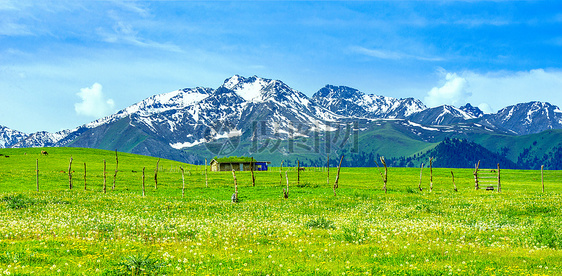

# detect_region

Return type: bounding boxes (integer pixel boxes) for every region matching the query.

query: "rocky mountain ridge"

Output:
[1,75,562,165]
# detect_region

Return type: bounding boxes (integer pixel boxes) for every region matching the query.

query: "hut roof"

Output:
[213,156,255,163]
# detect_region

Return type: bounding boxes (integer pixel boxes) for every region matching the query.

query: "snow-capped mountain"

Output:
[459,103,484,118]
[25,75,345,160]
[478,101,562,135]
[410,101,562,135]
[113,87,213,120]
[12,130,74,148]
[2,75,562,164]
[407,104,483,126]
[0,125,27,148]
[311,85,426,119]
[9,87,215,149]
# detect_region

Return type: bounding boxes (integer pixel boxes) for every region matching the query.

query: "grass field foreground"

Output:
[0,147,561,275]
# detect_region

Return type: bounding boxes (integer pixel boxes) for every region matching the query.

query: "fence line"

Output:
[20,156,562,196]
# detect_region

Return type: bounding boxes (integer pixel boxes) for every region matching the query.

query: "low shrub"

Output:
[1,194,33,209]
[107,254,164,276]
[305,217,336,230]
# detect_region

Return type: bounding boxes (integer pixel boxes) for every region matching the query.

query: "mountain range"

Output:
[2,75,562,169]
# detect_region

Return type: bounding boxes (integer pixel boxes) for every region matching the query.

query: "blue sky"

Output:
[2,0,562,133]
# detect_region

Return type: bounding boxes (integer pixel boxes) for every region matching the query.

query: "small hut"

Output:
[210,157,270,172]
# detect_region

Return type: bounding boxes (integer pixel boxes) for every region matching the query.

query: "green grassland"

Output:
[0,147,561,275]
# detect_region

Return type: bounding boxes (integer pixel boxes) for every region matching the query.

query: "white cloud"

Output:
[463,69,562,112]
[0,22,32,36]
[351,46,443,62]
[113,0,150,17]
[0,0,22,11]
[425,69,562,112]
[97,20,183,53]
[75,83,115,118]
[477,103,493,114]
[351,46,403,60]
[425,72,470,107]
[452,18,512,27]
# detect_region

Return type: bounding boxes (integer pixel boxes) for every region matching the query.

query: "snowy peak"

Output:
[500,101,558,124]
[221,75,311,107]
[204,86,246,108]
[0,125,27,148]
[481,101,562,135]
[407,105,476,126]
[459,103,484,118]
[314,85,364,100]
[261,80,312,108]
[311,85,425,119]
[0,125,76,149]
[121,87,212,117]
[223,75,271,102]
[312,85,366,118]
[382,97,426,118]
[82,87,213,131]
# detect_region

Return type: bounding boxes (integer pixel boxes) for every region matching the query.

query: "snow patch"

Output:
[215,129,242,139]
[170,139,206,149]
[223,75,242,90]
[232,78,269,102]
[408,121,439,131]
[503,107,515,122]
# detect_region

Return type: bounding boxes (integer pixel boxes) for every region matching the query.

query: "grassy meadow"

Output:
[0,147,561,275]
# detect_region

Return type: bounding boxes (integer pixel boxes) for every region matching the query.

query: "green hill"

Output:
[410,137,517,169]
[0,147,195,193]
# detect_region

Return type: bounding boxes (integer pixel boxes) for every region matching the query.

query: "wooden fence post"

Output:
[36,159,39,192]
[154,158,160,190]
[84,163,87,191]
[541,164,544,193]
[451,171,457,192]
[251,157,255,187]
[180,166,185,198]
[333,155,344,196]
[142,167,146,197]
[474,160,480,190]
[283,171,289,199]
[113,150,118,190]
[103,159,107,194]
[418,163,424,191]
[205,158,208,188]
[232,170,238,203]
[429,157,433,193]
[68,157,73,190]
[380,157,388,194]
